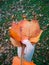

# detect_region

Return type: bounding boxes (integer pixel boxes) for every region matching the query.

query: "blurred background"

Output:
[0,0,49,65]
